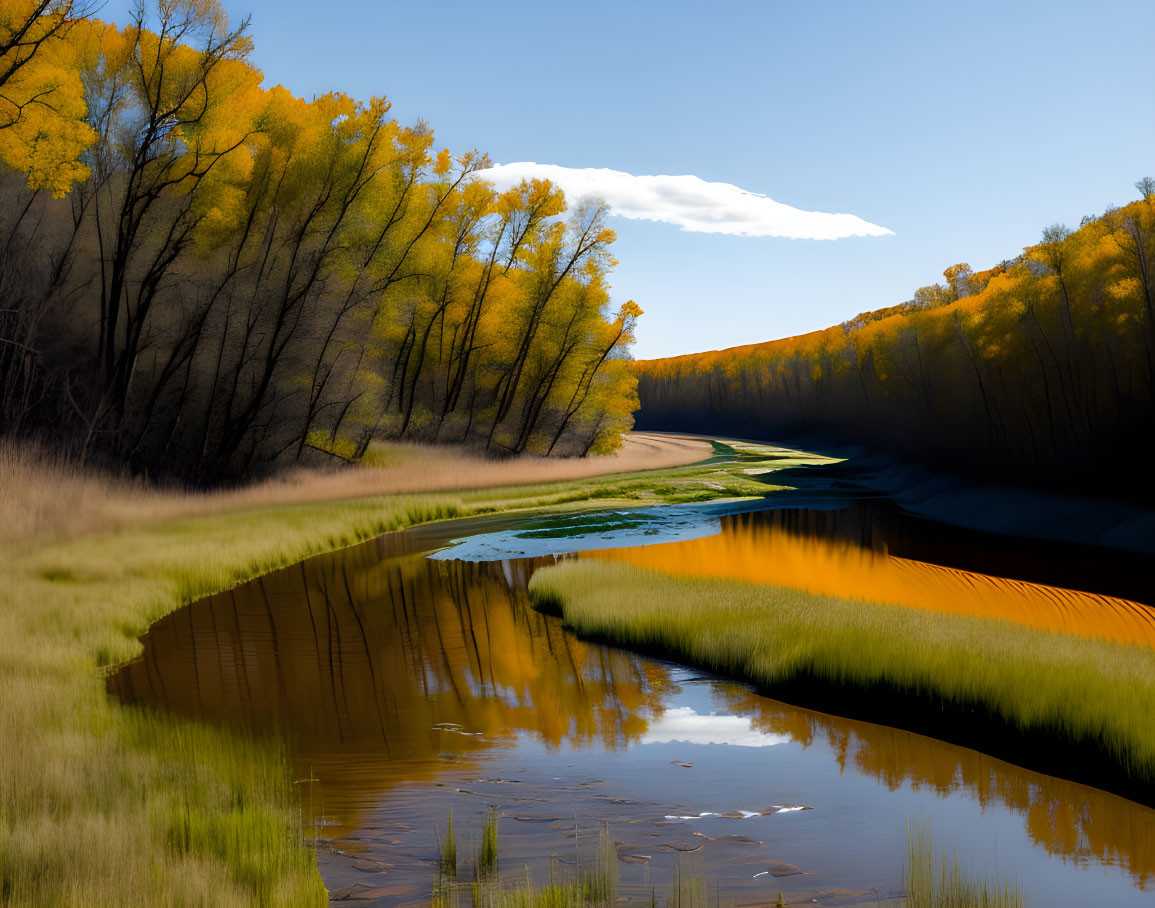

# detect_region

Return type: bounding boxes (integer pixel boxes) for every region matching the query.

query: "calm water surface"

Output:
[111,497,1155,906]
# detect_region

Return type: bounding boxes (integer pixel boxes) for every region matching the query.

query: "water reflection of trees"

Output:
[715,685,1155,889]
[110,534,669,832]
[110,524,1155,887]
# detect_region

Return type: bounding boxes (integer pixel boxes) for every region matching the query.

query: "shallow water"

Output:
[110,498,1155,906]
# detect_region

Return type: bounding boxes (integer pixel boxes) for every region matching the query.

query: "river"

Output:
[109,475,1155,906]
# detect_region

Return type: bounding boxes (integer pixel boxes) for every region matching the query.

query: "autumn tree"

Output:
[633,194,1155,498]
[0,0,96,195]
[0,0,642,478]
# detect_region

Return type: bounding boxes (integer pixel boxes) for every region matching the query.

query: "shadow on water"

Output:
[109,500,1155,906]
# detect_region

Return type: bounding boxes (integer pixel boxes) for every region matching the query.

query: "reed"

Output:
[904,821,1024,907]
[434,812,1023,908]
[667,855,707,908]
[479,808,500,880]
[528,560,1155,786]
[434,819,628,908]
[441,807,458,880]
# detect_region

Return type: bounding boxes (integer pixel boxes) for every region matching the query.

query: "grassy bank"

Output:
[0,494,468,905]
[528,561,1155,794]
[3,436,831,904]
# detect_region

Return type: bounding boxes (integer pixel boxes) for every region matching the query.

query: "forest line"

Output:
[0,0,640,483]
[634,189,1155,497]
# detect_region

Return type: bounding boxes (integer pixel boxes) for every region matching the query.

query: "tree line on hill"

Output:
[634,185,1155,498]
[0,0,640,483]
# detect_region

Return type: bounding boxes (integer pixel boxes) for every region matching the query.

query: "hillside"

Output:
[633,193,1155,498]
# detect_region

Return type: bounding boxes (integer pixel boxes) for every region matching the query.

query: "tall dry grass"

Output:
[1,433,711,545]
[0,492,473,905]
[528,560,1155,786]
[0,433,720,905]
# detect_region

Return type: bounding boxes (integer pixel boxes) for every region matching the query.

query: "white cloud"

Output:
[640,706,790,747]
[473,162,893,240]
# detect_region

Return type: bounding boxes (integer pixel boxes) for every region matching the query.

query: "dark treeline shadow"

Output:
[0,1,640,483]
[635,199,1155,501]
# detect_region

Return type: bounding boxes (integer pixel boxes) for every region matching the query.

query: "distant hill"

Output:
[633,192,1155,498]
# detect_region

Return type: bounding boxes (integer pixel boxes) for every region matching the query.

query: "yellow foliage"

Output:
[0,1,96,195]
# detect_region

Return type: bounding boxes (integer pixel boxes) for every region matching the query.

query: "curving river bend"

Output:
[110,487,1155,906]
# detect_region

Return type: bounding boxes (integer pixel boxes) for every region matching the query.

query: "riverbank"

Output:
[528,560,1155,804]
[1,433,711,545]
[0,435,726,905]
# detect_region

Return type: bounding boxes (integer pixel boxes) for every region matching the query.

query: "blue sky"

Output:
[109,0,1155,358]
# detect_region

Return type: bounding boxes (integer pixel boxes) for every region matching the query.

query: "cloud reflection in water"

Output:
[641,705,790,748]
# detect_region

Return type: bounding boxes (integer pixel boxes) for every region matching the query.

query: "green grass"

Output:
[0,495,478,906]
[0,438,831,906]
[449,441,828,511]
[904,821,1023,908]
[528,560,1155,787]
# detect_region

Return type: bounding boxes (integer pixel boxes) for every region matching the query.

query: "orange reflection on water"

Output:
[587,514,1155,647]
[108,528,1155,892]
[110,538,668,840]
